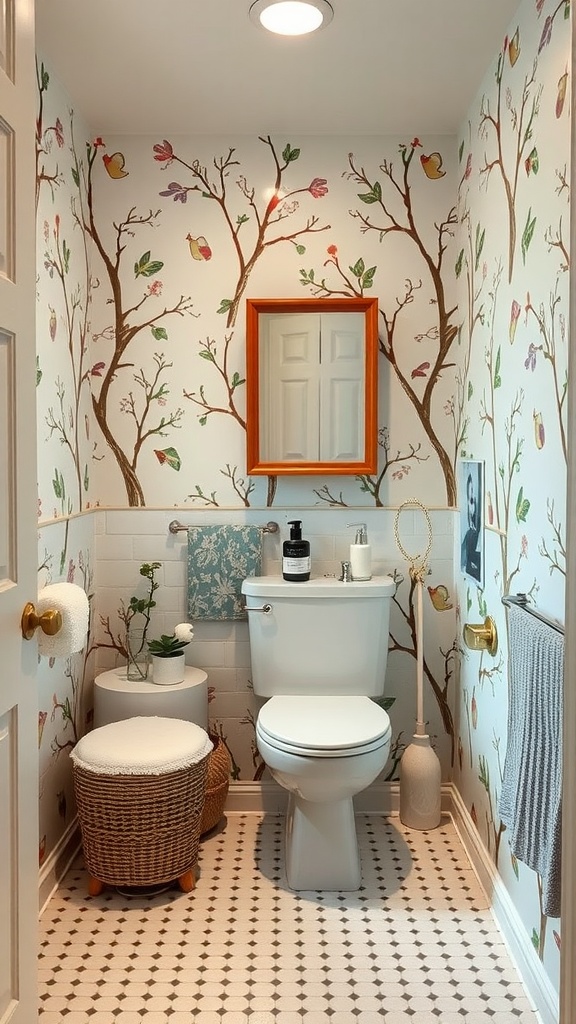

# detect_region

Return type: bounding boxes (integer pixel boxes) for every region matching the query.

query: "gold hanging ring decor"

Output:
[393,499,433,583]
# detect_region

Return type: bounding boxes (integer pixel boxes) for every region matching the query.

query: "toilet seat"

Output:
[257,695,391,758]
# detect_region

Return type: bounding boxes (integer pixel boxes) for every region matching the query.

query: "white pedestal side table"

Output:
[94,666,209,730]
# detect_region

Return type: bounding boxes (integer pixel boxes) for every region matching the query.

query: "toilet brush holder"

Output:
[399,733,442,831]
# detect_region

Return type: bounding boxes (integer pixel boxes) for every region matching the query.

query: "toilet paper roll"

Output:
[37,582,89,658]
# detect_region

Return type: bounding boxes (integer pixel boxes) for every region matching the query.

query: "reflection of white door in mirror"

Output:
[261,311,364,463]
[246,297,378,476]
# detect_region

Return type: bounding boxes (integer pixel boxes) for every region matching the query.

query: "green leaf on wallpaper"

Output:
[362,266,376,289]
[358,181,382,204]
[52,469,64,500]
[199,416,207,426]
[531,929,540,951]
[467,380,473,400]
[40,63,49,90]
[474,223,485,271]
[478,593,487,618]
[466,588,472,613]
[237,214,249,226]
[294,244,306,255]
[71,166,80,188]
[565,1,570,18]
[459,140,464,163]
[455,249,464,278]
[134,252,164,278]
[521,209,537,263]
[231,371,245,390]
[478,754,489,791]
[157,447,181,471]
[199,350,215,362]
[83,465,89,491]
[516,487,530,522]
[36,356,42,386]
[494,346,501,389]
[217,299,232,314]
[282,144,300,163]
[151,326,168,341]
[350,258,365,278]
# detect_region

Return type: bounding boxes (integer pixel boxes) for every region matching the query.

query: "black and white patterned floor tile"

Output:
[38,814,541,1023]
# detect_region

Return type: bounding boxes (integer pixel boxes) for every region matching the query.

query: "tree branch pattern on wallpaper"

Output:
[82,138,196,506]
[154,136,331,508]
[345,140,459,506]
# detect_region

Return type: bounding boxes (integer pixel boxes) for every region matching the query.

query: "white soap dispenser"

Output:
[347,522,372,581]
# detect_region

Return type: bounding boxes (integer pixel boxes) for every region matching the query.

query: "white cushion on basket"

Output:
[70,716,213,776]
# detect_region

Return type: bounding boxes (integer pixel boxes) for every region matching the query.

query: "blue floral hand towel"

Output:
[187,525,262,620]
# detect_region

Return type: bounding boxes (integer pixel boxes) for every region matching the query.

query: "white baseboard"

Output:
[40,781,559,1024]
[449,784,558,1024]
[39,818,81,917]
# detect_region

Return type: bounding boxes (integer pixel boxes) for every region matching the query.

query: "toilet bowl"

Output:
[256,695,391,890]
[241,574,395,892]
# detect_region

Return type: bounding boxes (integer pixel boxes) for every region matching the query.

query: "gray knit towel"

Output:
[499,604,564,918]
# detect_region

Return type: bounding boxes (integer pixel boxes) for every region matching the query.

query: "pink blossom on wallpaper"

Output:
[327,244,338,256]
[147,280,163,296]
[91,362,105,377]
[308,178,328,198]
[153,140,174,163]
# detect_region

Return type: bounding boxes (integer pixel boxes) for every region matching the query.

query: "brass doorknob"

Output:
[21,602,63,640]
[463,616,498,656]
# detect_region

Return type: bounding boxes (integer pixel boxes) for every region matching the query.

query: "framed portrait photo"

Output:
[459,459,484,588]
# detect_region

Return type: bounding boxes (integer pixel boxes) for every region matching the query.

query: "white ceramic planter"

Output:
[151,653,186,686]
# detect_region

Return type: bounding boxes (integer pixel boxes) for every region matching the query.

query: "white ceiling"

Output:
[36,0,521,137]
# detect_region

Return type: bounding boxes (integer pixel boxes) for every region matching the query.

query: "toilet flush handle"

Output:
[243,603,273,615]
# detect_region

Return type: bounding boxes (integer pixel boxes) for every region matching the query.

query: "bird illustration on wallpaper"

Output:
[186,233,212,261]
[103,150,129,178]
[420,151,446,179]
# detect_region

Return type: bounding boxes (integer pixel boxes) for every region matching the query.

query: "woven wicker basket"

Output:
[73,755,209,888]
[200,735,231,835]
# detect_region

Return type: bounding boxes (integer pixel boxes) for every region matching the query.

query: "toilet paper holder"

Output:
[463,616,498,656]
[21,602,62,640]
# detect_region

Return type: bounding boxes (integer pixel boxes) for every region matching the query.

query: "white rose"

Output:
[174,622,194,643]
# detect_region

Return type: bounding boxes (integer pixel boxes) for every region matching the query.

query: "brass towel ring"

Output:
[21,602,63,641]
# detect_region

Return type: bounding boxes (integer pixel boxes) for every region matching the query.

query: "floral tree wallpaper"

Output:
[454,0,569,991]
[34,0,568,999]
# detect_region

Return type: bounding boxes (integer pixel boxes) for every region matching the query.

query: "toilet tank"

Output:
[241,575,395,697]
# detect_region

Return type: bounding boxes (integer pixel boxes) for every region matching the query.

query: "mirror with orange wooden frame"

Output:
[245,297,378,476]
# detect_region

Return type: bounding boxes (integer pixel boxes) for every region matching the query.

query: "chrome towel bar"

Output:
[169,519,278,535]
[502,593,564,635]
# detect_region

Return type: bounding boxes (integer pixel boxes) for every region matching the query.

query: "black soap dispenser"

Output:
[282,520,311,582]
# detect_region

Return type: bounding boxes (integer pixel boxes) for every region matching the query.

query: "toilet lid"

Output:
[257,695,391,755]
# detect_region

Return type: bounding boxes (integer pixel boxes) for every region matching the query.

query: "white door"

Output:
[0,0,39,1022]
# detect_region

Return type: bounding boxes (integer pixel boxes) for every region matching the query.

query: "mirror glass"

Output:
[246,297,378,475]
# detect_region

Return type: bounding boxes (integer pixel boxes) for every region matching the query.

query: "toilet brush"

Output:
[394,501,442,831]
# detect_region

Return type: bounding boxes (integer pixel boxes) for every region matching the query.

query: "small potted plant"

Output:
[148,622,194,685]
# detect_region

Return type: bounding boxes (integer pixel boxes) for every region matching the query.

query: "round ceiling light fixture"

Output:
[249,0,334,36]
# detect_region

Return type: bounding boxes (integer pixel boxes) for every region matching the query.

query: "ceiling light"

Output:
[249,0,333,36]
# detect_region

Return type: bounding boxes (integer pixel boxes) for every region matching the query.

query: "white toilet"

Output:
[241,574,395,891]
